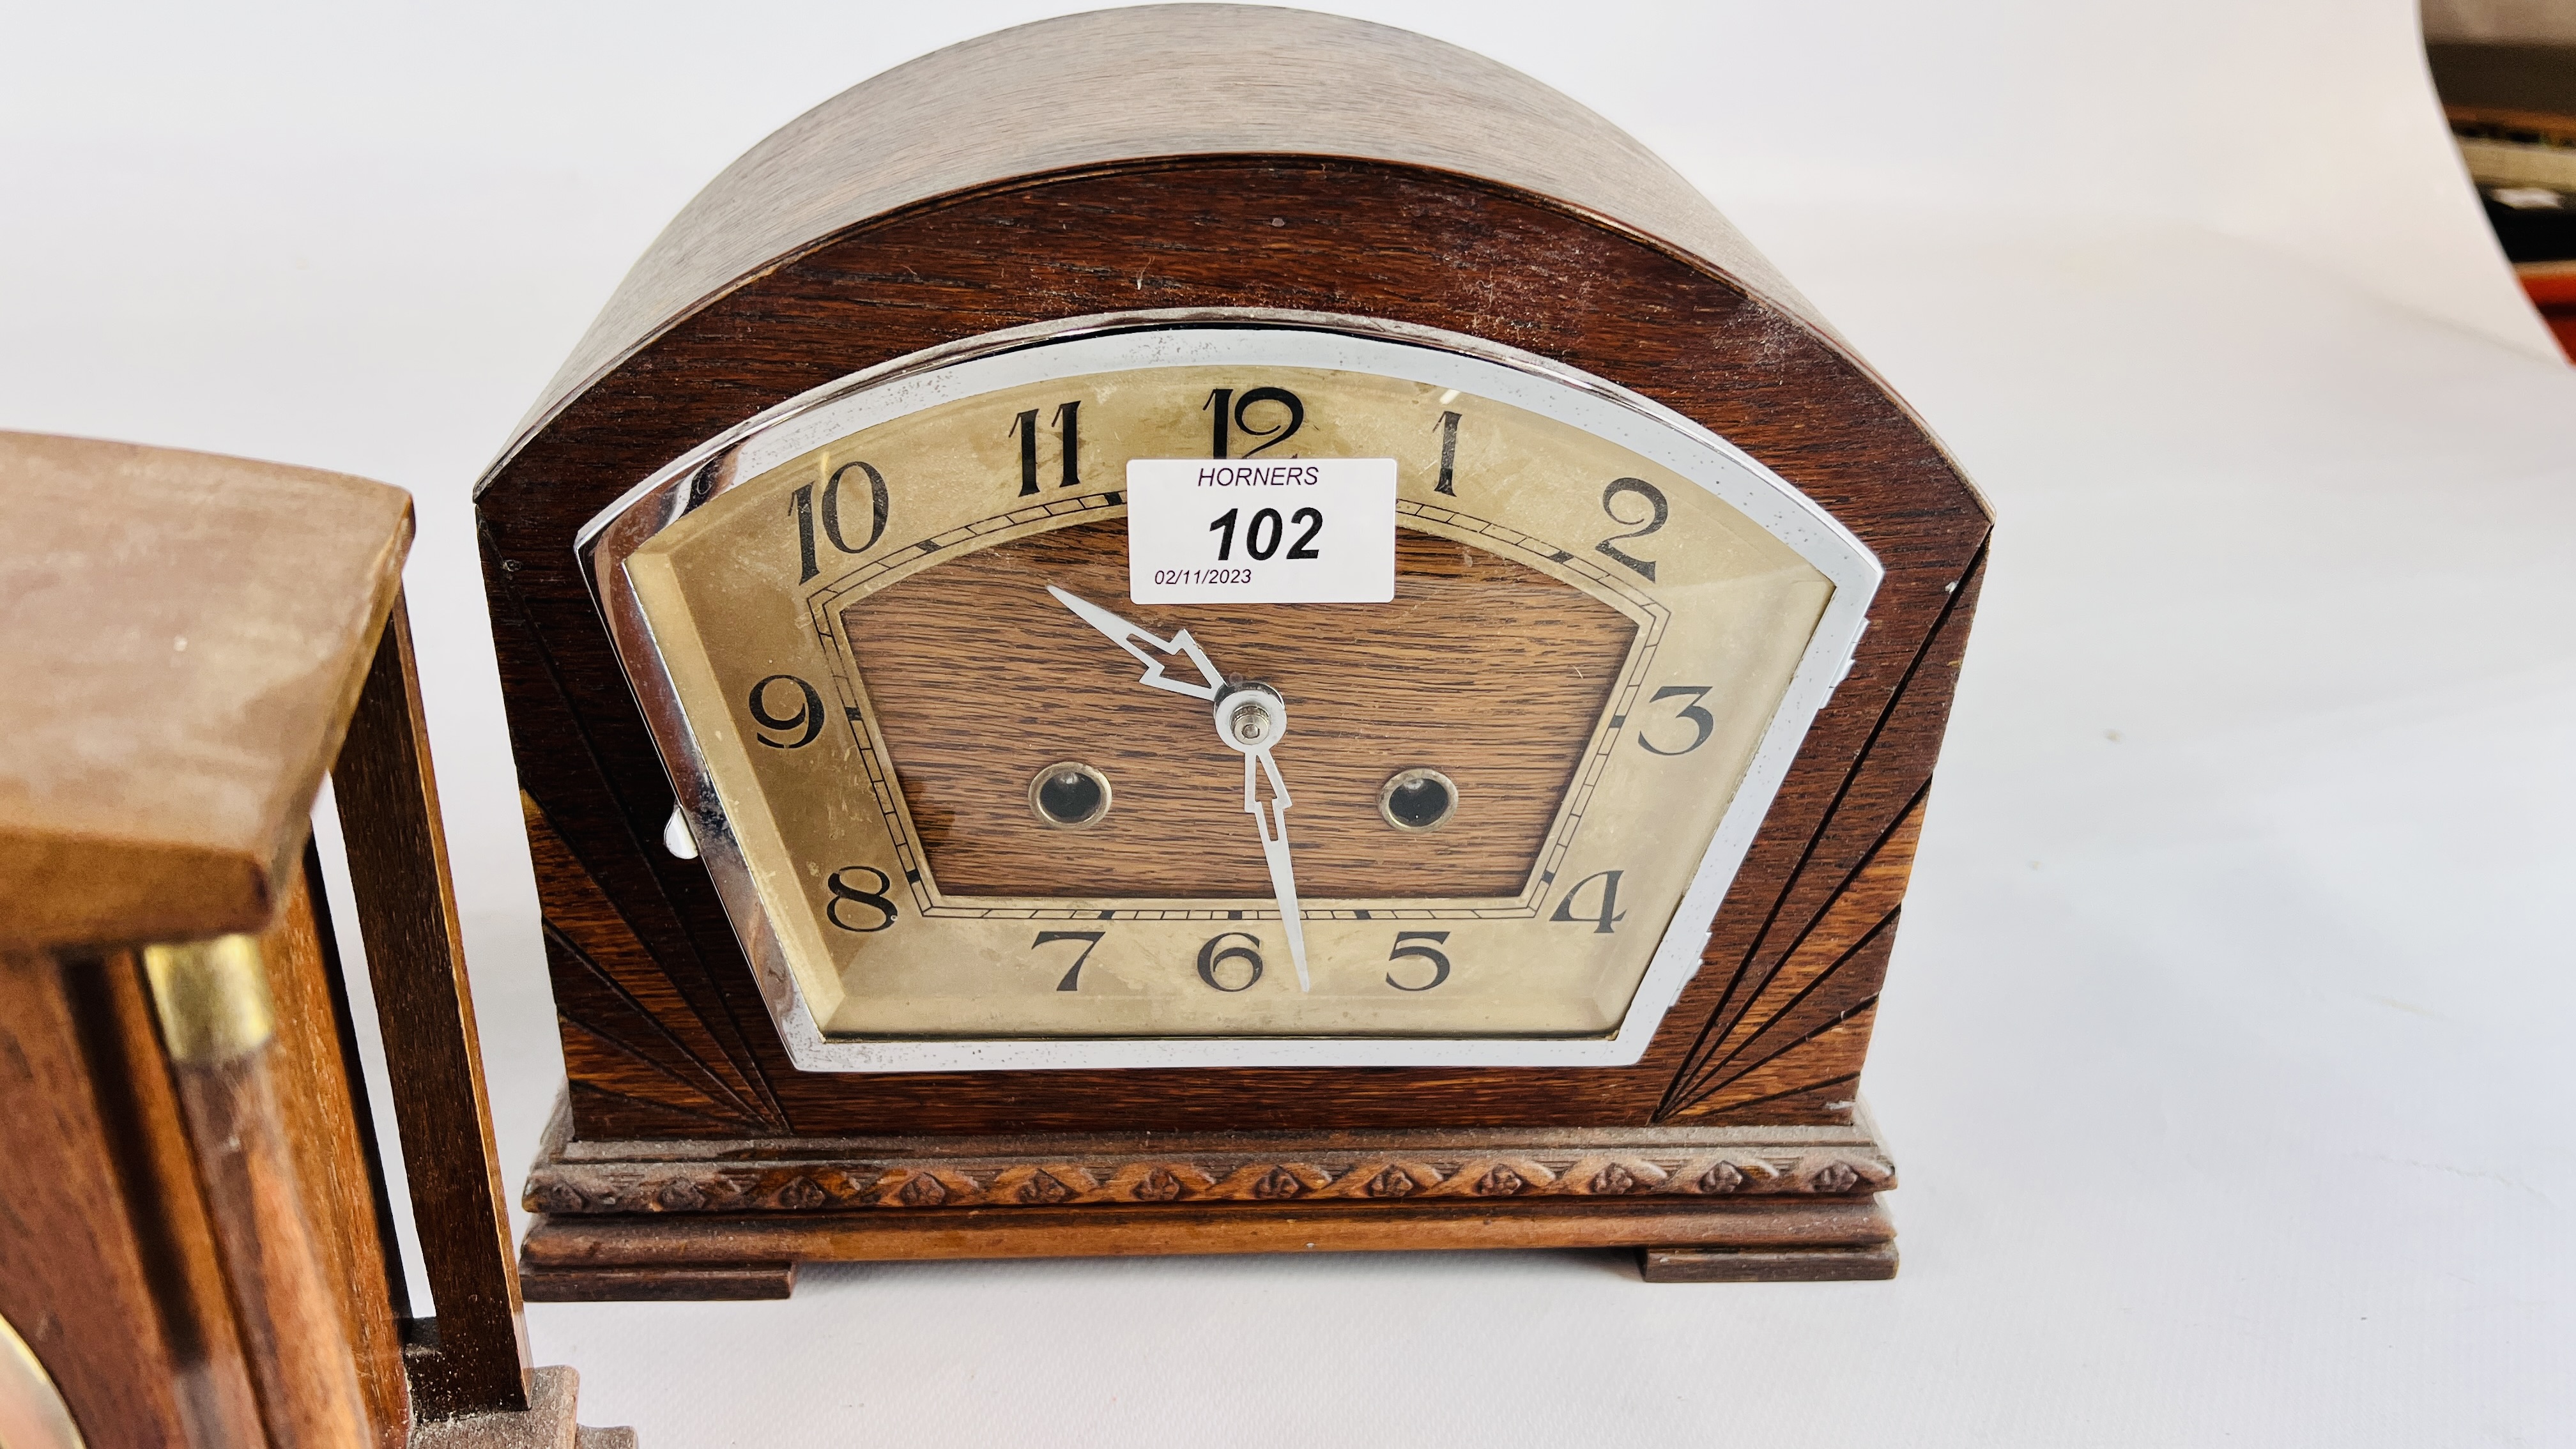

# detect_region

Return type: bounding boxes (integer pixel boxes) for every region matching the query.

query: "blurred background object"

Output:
[2425,0,2576,356]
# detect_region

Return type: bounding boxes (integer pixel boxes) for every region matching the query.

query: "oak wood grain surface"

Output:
[0,431,411,952]
[475,12,1988,1159]
[521,1194,1896,1273]
[486,157,1988,1141]
[261,854,411,1447]
[164,1043,373,1449]
[0,951,268,1448]
[850,519,1630,898]
[332,600,532,1420]
[498,5,1843,454]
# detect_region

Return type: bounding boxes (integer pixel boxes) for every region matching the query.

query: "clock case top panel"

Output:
[475,9,1991,1140]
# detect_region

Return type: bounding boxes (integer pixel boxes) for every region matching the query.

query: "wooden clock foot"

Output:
[1637,1243,1898,1284]
[521,1260,799,1303]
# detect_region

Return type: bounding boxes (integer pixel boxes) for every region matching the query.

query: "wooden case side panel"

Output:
[482,519,790,1137]
[523,794,776,1133]
[0,951,266,1448]
[1656,546,1989,1122]
[480,159,1989,1138]
[331,601,533,1419]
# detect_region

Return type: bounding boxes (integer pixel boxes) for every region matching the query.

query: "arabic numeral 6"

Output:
[1196,931,1264,992]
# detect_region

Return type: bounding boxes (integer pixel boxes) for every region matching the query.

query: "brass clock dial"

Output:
[585,313,1878,1071]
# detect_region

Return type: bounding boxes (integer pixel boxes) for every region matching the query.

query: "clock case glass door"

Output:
[579,311,1880,1073]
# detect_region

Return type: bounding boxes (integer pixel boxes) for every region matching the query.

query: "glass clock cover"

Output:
[581,312,1878,1071]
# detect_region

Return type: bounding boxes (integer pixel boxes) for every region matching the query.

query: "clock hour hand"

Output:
[1046,585,1223,701]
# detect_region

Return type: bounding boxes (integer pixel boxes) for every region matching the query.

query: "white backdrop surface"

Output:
[3,3,2572,1445]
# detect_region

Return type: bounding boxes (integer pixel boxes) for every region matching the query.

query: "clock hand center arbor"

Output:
[1216,682,1286,752]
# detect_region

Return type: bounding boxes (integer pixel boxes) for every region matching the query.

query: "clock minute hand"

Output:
[1241,740,1310,993]
[1046,586,1225,701]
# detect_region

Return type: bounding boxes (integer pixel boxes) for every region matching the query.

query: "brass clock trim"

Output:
[579,308,1882,1073]
[1028,762,1114,830]
[1379,768,1460,832]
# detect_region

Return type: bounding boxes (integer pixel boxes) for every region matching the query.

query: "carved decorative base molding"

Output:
[518,1096,1898,1299]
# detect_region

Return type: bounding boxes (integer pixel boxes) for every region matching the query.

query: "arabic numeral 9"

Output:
[747,674,825,749]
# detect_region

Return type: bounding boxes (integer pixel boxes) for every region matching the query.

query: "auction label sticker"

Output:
[1126,457,1396,604]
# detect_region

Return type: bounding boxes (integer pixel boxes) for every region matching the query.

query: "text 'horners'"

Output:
[1196,464,1322,486]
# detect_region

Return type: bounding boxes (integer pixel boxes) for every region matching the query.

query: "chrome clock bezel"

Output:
[579,308,1882,1073]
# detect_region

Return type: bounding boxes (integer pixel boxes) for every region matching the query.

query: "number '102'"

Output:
[1210,506,1322,562]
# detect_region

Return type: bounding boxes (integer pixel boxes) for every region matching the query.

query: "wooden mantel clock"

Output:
[479,4,1989,1296]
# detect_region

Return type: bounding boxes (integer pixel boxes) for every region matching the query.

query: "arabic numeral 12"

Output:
[1204,387,1305,457]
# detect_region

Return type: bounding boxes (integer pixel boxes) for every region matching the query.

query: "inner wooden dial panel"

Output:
[843,518,1636,900]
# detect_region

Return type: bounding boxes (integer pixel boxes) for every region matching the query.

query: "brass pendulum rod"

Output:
[144,934,371,1449]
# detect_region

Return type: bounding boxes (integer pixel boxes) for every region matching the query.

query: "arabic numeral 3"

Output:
[1637,685,1715,756]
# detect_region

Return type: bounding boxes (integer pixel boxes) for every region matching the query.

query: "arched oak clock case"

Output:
[476,6,1991,1295]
